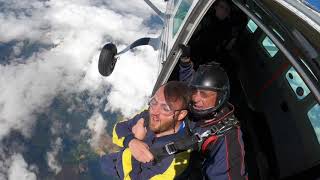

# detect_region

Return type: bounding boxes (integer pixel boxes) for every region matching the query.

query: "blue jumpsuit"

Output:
[180,62,247,180]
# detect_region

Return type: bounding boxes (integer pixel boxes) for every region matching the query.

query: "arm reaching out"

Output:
[178,44,195,83]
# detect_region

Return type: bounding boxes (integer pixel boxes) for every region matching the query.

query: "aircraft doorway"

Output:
[167,0,320,179]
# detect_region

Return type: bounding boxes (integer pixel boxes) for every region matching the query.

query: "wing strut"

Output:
[144,0,165,20]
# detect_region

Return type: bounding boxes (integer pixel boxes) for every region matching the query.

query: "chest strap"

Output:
[150,132,201,161]
[150,116,239,161]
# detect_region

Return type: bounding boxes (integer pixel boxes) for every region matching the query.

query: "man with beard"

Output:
[100,81,191,180]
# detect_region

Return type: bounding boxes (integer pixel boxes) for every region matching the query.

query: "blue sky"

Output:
[305,0,320,11]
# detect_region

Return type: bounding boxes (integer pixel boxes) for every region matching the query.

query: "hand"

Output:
[132,118,147,140]
[128,139,154,163]
[179,44,191,59]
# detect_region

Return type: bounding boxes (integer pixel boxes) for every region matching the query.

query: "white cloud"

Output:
[0,0,163,140]
[8,154,37,180]
[11,42,25,58]
[46,137,63,175]
[0,0,50,43]
[81,46,160,117]
[87,111,107,149]
[90,0,166,19]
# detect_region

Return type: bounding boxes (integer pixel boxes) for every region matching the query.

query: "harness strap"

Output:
[150,133,200,161]
[150,116,239,161]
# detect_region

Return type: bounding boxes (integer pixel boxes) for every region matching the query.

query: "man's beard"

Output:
[149,115,176,134]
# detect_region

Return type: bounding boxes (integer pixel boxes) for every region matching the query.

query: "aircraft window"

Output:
[286,67,311,100]
[247,19,258,33]
[262,36,279,57]
[307,103,320,144]
[173,0,194,36]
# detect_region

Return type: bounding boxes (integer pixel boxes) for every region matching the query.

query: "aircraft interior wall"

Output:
[168,1,320,179]
[167,3,272,179]
[231,3,320,180]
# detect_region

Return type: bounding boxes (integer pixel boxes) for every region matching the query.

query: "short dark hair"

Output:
[163,81,190,110]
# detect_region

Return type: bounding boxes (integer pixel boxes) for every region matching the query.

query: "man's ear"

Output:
[177,110,188,121]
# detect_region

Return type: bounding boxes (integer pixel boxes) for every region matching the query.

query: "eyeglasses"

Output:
[148,97,179,116]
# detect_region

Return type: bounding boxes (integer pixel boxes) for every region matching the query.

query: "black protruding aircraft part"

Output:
[98,43,117,77]
[98,37,159,76]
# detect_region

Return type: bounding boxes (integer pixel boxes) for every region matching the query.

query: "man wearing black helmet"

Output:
[179,53,247,180]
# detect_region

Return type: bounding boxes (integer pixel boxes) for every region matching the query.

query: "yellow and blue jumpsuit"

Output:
[100,110,190,180]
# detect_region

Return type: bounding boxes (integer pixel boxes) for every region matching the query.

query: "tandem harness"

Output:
[150,114,240,161]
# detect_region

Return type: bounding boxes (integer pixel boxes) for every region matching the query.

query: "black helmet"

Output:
[189,62,230,120]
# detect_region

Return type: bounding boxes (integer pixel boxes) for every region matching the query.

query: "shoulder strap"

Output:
[150,133,200,161]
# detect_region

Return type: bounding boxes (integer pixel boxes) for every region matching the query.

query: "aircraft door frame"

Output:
[154,0,217,94]
[168,0,199,51]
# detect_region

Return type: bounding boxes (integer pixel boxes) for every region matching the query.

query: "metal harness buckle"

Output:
[194,133,203,142]
[165,142,177,155]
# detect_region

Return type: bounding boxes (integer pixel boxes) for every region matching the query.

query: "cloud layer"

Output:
[8,154,37,180]
[47,137,63,175]
[0,0,166,179]
[87,111,107,149]
[0,0,164,139]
